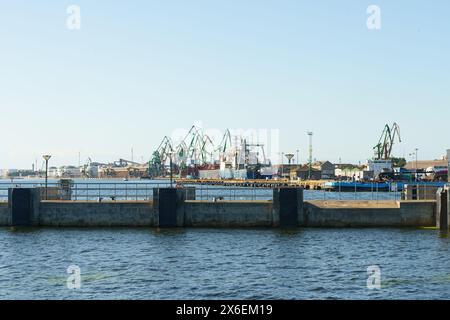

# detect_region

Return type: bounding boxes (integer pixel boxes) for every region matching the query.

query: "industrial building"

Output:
[404,158,447,171]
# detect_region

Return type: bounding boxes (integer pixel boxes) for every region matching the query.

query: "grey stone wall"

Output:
[184,200,273,227]
[38,201,155,227]
[303,203,401,227]
[0,198,437,228]
[0,202,9,226]
[400,201,435,227]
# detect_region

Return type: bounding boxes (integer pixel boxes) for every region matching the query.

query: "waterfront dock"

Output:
[176,178,327,190]
[176,178,447,192]
[0,185,447,229]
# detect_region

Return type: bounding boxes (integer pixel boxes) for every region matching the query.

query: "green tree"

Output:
[149,151,162,177]
[391,157,406,168]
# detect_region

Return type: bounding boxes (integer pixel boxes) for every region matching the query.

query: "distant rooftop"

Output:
[404,158,448,170]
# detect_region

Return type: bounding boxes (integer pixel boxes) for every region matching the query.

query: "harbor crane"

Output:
[81,157,93,178]
[151,126,269,174]
[216,129,232,158]
[373,123,401,160]
[199,134,215,164]
[156,136,174,165]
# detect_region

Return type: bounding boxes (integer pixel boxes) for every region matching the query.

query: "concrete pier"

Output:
[184,200,273,227]
[303,200,435,227]
[153,188,178,228]
[8,188,41,226]
[39,201,154,227]
[436,188,450,231]
[273,188,303,227]
[0,187,438,228]
[0,202,8,225]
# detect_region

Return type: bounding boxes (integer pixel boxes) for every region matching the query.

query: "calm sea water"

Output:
[0,227,449,300]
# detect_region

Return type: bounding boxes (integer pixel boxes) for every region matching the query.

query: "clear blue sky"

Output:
[1,1,449,168]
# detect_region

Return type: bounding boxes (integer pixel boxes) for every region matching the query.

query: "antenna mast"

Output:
[307,132,313,179]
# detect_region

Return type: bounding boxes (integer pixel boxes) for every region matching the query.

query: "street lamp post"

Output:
[409,148,419,181]
[296,149,299,165]
[307,132,313,180]
[415,148,418,171]
[42,155,51,200]
[415,148,419,181]
[285,154,294,181]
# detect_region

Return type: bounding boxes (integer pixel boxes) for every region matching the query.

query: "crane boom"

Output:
[373,123,401,160]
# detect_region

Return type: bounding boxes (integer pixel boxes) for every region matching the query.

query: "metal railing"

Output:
[0,180,444,202]
[183,183,401,202]
[0,181,171,202]
[69,182,170,201]
[191,185,274,201]
[185,182,442,202]
[401,183,444,201]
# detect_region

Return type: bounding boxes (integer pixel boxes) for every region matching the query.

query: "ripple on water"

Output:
[0,228,449,299]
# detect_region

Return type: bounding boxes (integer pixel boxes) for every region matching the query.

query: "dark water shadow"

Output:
[438,230,449,238]
[275,227,303,237]
[152,227,187,236]
[7,226,43,234]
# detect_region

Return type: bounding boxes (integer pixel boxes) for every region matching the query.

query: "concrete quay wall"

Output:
[39,201,155,227]
[184,200,273,227]
[0,187,437,228]
[303,200,435,227]
[0,200,436,228]
[0,202,9,225]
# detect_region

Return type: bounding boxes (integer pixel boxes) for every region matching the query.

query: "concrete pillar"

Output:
[273,188,303,228]
[153,188,186,228]
[8,188,41,226]
[296,188,305,226]
[436,188,450,231]
[447,187,450,231]
[184,187,196,200]
[411,185,418,200]
[436,188,446,230]
[447,149,450,183]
